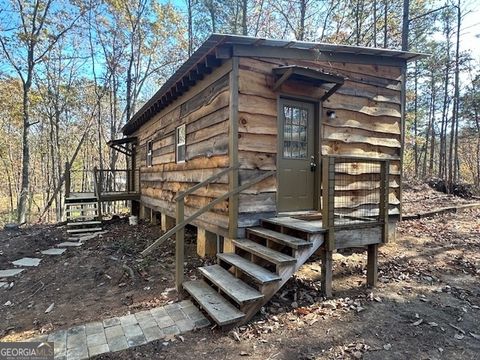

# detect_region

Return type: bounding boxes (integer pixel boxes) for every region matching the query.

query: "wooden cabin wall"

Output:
[131,60,233,236]
[237,56,401,224]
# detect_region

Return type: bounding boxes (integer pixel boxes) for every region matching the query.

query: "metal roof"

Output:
[123,34,426,135]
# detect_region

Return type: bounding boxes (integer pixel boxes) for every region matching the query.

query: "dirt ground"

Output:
[0,218,210,340]
[1,187,480,359]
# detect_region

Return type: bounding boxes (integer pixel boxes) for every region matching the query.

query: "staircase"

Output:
[65,195,103,237]
[183,218,325,327]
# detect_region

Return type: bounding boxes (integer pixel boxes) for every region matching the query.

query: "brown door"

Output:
[277,99,316,212]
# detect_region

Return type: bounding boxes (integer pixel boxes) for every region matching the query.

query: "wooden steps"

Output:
[199,264,264,305]
[246,227,312,249]
[233,239,297,266]
[217,253,281,284]
[67,227,103,234]
[183,280,245,326]
[184,216,325,328]
[65,196,102,235]
[67,221,102,227]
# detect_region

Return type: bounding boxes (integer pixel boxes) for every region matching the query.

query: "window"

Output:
[146,140,153,167]
[282,105,308,159]
[176,124,186,163]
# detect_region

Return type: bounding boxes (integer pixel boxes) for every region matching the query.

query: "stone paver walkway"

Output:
[31,300,210,360]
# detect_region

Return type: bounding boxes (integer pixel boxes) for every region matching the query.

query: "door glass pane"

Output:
[283,104,308,159]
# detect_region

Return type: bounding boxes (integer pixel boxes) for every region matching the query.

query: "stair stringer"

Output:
[238,233,324,325]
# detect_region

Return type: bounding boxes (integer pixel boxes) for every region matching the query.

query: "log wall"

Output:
[132,60,233,236]
[237,57,402,223]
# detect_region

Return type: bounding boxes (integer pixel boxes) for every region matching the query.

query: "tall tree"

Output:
[0,0,83,223]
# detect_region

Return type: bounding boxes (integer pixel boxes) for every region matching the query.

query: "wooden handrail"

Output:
[141,169,276,291]
[142,169,274,256]
[174,165,239,201]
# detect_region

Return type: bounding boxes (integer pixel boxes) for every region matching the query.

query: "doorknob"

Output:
[310,156,317,172]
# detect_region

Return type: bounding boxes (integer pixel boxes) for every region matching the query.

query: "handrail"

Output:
[141,169,276,292]
[174,165,239,201]
[142,169,274,256]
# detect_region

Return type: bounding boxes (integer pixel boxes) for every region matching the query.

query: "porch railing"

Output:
[322,155,390,251]
[141,165,276,292]
[65,165,140,198]
[93,168,140,195]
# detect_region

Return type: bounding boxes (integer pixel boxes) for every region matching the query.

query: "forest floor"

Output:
[1,186,480,359]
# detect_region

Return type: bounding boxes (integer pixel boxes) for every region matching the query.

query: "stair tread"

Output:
[66,202,98,207]
[233,239,297,265]
[199,265,264,305]
[183,280,245,326]
[261,217,327,234]
[217,253,281,284]
[67,227,103,234]
[67,215,98,220]
[67,221,102,226]
[247,227,312,249]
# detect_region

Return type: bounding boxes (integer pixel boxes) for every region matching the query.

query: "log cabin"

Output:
[65,34,424,328]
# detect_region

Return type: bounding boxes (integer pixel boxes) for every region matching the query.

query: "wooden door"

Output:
[277,99,316,212]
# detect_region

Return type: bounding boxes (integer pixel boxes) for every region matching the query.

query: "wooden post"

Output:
[320,248,333,298]
[223,237,235,253]
[65,161,71,198]
[150,209,159,225]
[197,228,217,257]
[161,213,175,232]
[93,167,102,221]
[175,198,185,293]
[228,56,239,239]
[367,244,378,287]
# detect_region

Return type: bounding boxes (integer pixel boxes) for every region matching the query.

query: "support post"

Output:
[367,244,378,287]
[93,167,102,221]
[161,213,175,232]
[65,161,71,198]
[222,237,235,253]
[197,228,217,257]
[151,209,159,225]
[175,198,185,293]
[320,248,333,298]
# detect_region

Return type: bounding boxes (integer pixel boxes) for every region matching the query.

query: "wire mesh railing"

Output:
[322,155,390,250]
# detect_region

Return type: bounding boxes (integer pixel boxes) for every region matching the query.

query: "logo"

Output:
[0,342,54,360]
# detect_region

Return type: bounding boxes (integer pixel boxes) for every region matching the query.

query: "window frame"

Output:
[146,140,153,167]
[176,124,186,164]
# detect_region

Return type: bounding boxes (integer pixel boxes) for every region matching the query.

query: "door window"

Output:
[283,105,308,159]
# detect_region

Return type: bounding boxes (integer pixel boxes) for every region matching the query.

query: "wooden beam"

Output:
[215,46,232,59]
[272,67,294,92]
[228,56,240,239]
[320,82,344,102]
[232,44,407,67]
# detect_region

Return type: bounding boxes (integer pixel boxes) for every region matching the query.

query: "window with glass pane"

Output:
[283,105,308,159]
[146,140,153,167]
[176,124,186,163]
